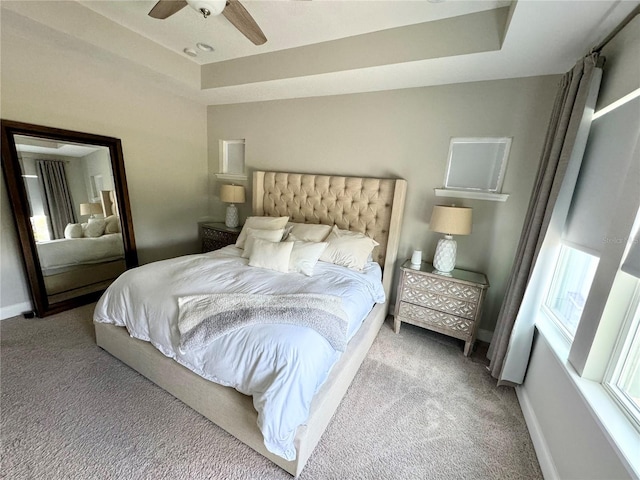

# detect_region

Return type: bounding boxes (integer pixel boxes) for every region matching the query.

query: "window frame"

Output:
[542,244,599,342]
[603,282,640,431]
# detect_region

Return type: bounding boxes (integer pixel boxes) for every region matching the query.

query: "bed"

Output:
[36,189,126,300]
[93,171,407,476]
[37,230,125,301]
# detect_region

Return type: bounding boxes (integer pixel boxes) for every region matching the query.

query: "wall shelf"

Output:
[434,188,509,202]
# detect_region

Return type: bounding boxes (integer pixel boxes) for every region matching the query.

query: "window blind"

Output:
[563,97,640,255]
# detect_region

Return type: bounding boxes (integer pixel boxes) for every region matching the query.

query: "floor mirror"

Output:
[1,120,137,317]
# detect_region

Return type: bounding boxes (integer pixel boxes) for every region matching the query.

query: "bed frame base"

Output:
[95,302,387,476]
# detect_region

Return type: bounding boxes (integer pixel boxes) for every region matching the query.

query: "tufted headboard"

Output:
[253,171,407,296]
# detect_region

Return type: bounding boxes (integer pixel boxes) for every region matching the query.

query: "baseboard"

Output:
[516,385,560,480]
[0,301,33,321]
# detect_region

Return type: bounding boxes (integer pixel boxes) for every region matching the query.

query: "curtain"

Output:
[487,53,602,385]
[36,159,76,240]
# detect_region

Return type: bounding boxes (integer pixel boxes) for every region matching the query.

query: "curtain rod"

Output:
[592,4,640,53]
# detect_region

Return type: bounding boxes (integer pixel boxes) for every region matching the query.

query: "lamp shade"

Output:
[220,184,245,204]
[430,205,472,235]
[80,202,102,216]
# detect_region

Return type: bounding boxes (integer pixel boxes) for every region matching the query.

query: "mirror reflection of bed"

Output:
[16,135,126,304]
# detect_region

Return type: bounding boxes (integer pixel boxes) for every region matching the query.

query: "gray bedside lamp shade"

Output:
[220,184,245,228]
[429,205,472,273]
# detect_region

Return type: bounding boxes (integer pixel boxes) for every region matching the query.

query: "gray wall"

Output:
[0,11,208,318]
[207,76,559,335]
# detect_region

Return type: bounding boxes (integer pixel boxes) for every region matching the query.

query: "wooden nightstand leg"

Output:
[464,340,473,357]
[393,316,401,333]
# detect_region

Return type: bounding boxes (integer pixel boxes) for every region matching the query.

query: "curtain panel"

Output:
[36,159,77,240]
[488,54,603,385]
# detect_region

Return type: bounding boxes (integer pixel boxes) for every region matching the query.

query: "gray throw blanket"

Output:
[178,293,349,353]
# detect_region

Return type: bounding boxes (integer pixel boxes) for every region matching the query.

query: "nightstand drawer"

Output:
[394,260,488,356]
[202,228,235,242]
[404,270,481,302]
[201,222,242,252]
[398,301,474,335]
[402,287,477,319]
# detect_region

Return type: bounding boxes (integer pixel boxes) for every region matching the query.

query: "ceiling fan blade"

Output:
[149,0,188,19]
[222,0,267,45]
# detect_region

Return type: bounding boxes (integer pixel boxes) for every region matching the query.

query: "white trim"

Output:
[434,189,509,202]
[535,321,640,478]
[516,385,560,480]
[0,301,32,320]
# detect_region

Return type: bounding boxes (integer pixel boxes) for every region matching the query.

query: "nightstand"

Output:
[201,222,242,252]
[394,260,489,356]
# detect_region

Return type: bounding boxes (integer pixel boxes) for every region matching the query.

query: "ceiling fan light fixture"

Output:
[186,0,226,18]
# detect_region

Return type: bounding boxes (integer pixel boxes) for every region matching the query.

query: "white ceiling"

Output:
[3,0,639,105]
[14,135,102,157]
[79,0,512,64]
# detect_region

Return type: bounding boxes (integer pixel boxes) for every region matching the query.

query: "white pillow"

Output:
[248,238,294,273]
[288,241,328,276]
[319,225,379,270]
[64,223,83,239]
[236,216,289,249]
[83,218,106,238]
[104,215,121,234]
[241,228,285,258]
[285,223,332,242]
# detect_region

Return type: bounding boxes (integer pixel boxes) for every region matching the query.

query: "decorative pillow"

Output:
[241,228,286,258]
[236,216,289,249]
[64,223,83,239]
[83,218,106,238]
[104,215,121,234]
[319,225,379,270]
[248,238,294,273]
[288,241,328,276]
[284,223,332,242]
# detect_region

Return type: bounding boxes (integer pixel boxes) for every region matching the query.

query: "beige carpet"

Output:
[1,303,542,479]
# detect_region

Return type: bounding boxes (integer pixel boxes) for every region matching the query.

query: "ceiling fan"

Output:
[148,0,267,45]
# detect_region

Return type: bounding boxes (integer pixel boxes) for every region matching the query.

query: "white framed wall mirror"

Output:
[1,120,138,317]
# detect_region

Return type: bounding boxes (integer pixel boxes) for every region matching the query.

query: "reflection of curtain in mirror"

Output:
[36,160,76,240]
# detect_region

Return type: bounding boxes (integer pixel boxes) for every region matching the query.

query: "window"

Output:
[30,215,50,242]
[217,139,246,180]
[545,245,599,339]
[605,285,640,428]
[435,137,511,202]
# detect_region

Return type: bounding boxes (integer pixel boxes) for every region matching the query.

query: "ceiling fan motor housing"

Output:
[186,0,226,17]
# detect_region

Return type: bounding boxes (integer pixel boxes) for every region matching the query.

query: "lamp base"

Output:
[225,204,239,228]
[433,235,457,273]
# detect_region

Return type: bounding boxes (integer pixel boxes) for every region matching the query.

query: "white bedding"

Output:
[93,246,385,460]
[37,234,125,274]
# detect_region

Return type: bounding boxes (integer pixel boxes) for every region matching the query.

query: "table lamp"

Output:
[429,205,472,274]
[80,202,102,219]
[220,184,245,228]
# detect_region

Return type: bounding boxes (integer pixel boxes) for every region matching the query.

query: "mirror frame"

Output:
[1,120,138,317]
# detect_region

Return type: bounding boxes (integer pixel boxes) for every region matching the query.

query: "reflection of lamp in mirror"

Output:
[430,205,472,274]
[80,202,102,219]
[220,184,245,228]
